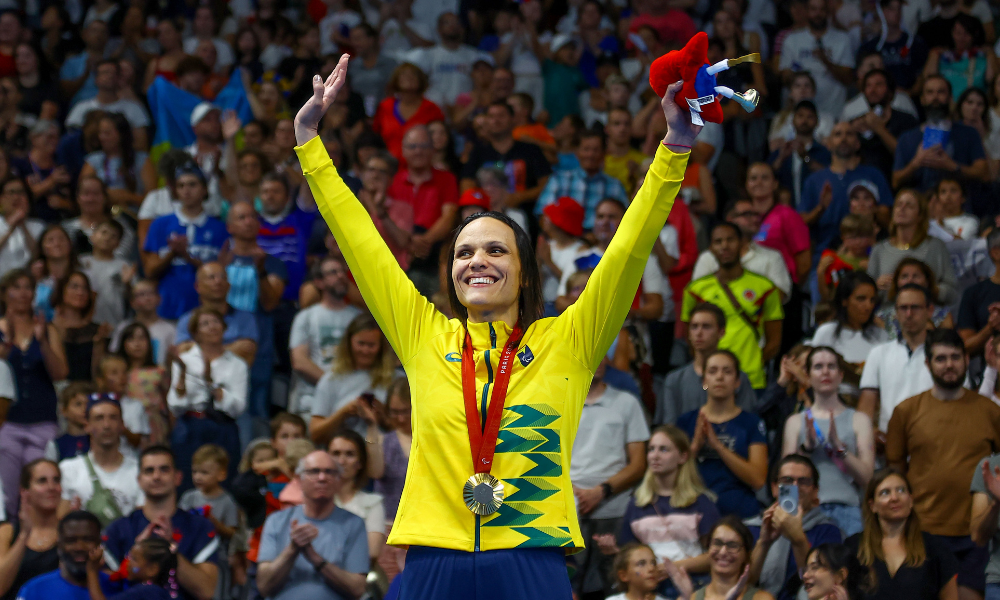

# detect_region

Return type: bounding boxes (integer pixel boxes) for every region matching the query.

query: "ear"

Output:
[173,469,183,488]
[679,450,689,464]
[836,567,848,585]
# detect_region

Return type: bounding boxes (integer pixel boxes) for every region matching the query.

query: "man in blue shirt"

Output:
[536,129,628,230]
[142,162,228,320]
[16,511,119,600]
[893,75,990,199]
[799,121,893,256]
[58,20,109,108]
[103,447,218,600]
[174,261,259,367]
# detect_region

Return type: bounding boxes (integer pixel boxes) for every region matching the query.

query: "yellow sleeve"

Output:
[762,284,784,321]
[295,136,450,364]
[552,143,689,373]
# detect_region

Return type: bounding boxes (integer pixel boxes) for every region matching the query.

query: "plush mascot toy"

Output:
[649,31,762,126]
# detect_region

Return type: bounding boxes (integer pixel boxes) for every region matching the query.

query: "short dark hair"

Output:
[895,283,930,305]
[351,22,377,38]
[59,510,102,537]
[270,412,307,438]
[863,67,895,94]
[596,197,627,215]
[488,100,514,116]
[139,445,176,469]
[260,171,290,196]
[509,92,534,114]
[94,58,119,74]
[925,328,965,359]
[771,454,821,487]
[689,302,726,329]
[96,218,124,241]
[708,515,754,557]
[176,55,210,77]
[711,221,743,241]
[923,74,953,98]
[578,127,606,150]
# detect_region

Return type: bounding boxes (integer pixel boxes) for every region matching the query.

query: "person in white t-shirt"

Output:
[182,6,235,72]
[59,395,144,523]
[318,3,363,58]
[932,177,980,241]
[0,177,45,275]
[778,0,856,117]
[399,13,492,109]
[64,60,150,142]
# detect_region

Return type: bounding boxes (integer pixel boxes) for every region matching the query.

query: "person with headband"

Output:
[291,54,696,598]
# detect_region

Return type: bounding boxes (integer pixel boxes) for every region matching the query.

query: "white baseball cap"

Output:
[190,102,220,128]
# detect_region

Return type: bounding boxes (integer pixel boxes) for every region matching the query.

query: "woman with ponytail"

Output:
[595,425,721,589]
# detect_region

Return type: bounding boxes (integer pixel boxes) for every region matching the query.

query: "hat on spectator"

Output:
[847,180,879,202]
[175,160,207,184]
[190,102,220,128]
[86,392,122,417]
[550,34,576,53]
[543,196,585,237]
[459,188,491,210]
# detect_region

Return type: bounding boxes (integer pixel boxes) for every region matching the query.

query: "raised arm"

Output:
[293,56,450,364]
[554,81,697,373]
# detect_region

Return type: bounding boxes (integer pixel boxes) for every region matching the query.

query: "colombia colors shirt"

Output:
[681,272,783,388]
[296,135,688,553]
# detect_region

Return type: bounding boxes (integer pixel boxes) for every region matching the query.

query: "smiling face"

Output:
[451,217,522,322]
[41,227,70,261]
[802,550,845,600]
[709,525,747,577]
[76,177,107,217]
[328,436,362,483]
[24,461,61,513]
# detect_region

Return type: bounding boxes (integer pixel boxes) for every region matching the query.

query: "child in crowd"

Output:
[231,439,287,593]
[931,177,979,240]
[86,537,176,600]
[80,219,135,326]
[606,543,669,600]
[118,322,170,445]
[109,280,177,367]
[278,438,317,508]
[179,444,239,599]
[96,355,150,452]
[538,196,587,310]
[45,382,94,462]
[817,214,875,300]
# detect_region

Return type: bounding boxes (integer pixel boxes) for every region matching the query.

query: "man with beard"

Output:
[288,256,361,420]
[845,68,919,181]
[893,75,990,192]
[102,446,218,600]
[886,328,1000,600]
[681,222,783,390]
[768,101,831,209]
[799,121,893,257]
[14,511,119,599]
[778,0,855,116]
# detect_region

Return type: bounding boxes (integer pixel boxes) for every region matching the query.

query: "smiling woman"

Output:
[293,55,697,599]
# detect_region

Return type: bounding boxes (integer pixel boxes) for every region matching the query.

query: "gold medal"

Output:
[463,473,504,515]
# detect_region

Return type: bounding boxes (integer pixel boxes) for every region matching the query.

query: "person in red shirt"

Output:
[372,63,446,162]
[386,125,459,296]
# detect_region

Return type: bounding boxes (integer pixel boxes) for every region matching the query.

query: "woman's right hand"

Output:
[660,558,694,600]
[294,55,349,144]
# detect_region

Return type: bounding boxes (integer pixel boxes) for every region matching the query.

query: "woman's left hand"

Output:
[661,80,703,150]
[825,584,850,600]
[661,559,694,599]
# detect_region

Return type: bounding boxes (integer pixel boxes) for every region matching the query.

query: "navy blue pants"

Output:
[398,546,573,600]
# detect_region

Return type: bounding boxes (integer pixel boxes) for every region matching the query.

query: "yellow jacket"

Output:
[296,135,688,552]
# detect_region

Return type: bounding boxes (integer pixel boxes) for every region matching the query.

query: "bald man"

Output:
[173,261,259,365]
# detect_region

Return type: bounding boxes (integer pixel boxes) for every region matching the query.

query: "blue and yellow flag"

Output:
[147,71,255,166]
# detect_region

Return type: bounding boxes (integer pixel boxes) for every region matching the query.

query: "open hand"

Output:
[592,533,619,556]
[725,566,751,600]
[295,55,349,143]
[661,558,694,599]
[87,545,104,572]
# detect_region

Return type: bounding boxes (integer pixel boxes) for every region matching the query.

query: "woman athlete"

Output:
[293,55,700,599]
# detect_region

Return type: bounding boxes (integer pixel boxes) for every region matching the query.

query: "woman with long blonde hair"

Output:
[309,313,396,446]
[595,425,720,590]
[848,469,958,600]
[867,189,958,305]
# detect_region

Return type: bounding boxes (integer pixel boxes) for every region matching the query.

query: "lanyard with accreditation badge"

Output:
[461,323,523,515]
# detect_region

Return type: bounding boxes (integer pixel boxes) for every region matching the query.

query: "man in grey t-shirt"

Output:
[258,451,369,600]
[971,454,1000,591]
[656,302,756,426]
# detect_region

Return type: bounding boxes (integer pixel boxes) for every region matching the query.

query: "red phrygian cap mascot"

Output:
[649,31,761,126]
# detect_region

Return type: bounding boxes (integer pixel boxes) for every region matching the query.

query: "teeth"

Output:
[469,277,495,285]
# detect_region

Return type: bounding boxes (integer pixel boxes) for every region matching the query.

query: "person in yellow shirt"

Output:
[292,54,697,599]
[604,107,650,195]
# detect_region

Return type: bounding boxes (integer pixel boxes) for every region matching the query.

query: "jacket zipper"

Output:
[475,323,498,552]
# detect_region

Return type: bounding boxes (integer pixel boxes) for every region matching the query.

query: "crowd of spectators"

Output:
[3,0,1000,599]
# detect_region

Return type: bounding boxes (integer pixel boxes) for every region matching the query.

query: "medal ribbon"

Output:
[462,324,522,475]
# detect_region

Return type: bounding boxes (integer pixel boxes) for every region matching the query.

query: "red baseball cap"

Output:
[458,188,491,210]
[543,196,584,237]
